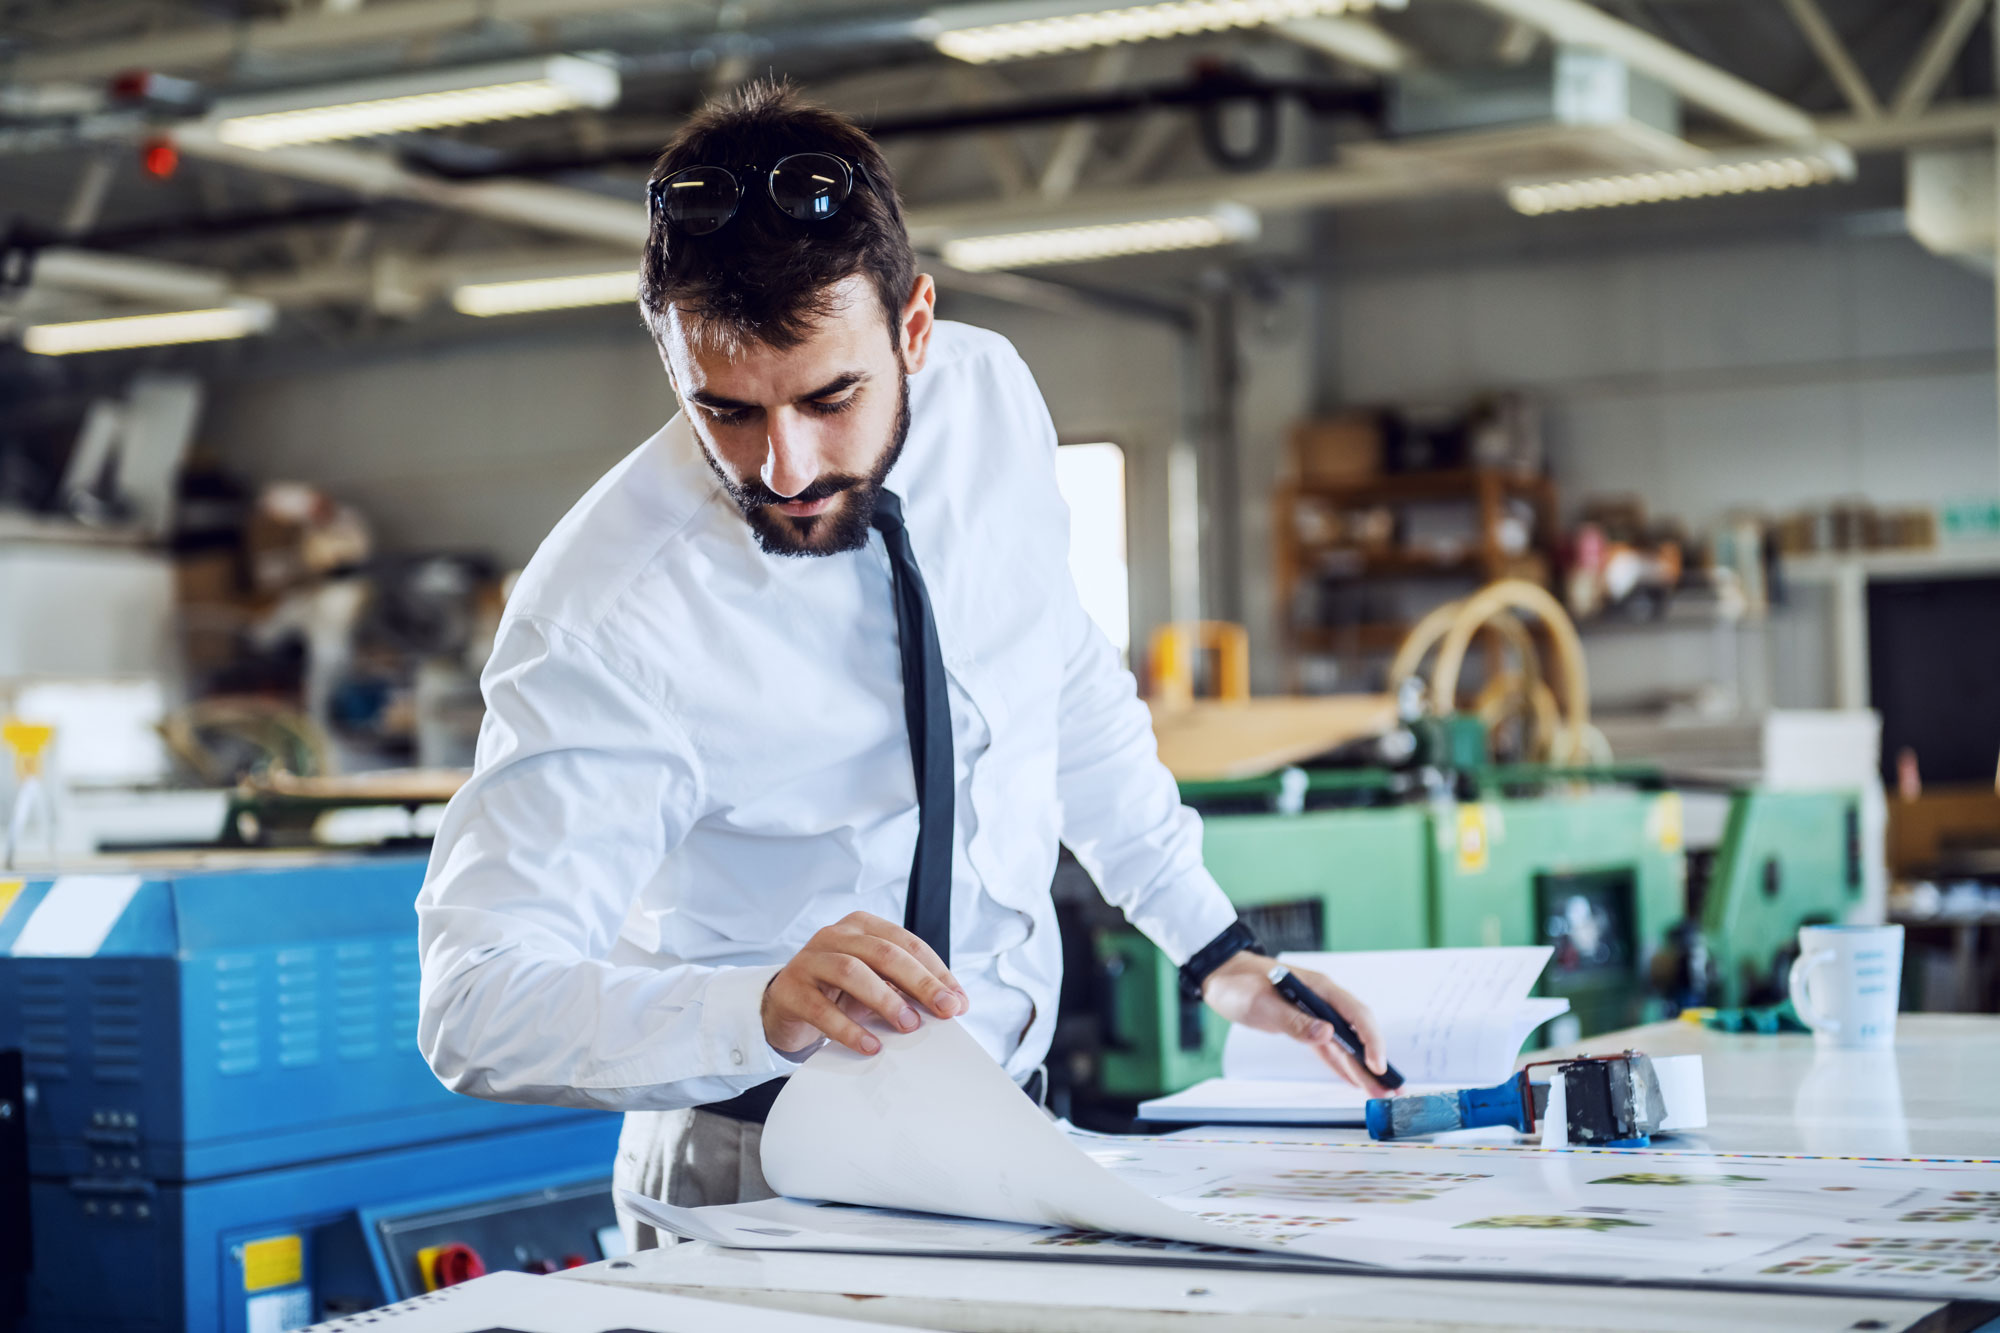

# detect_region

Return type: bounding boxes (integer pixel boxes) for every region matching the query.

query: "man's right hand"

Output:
[762,911,968,1056]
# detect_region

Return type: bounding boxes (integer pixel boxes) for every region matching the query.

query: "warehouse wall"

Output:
[1305,224,1999,714]
[203,327,673,572]
[199,294,1209,654]
[1318,228,2000,525]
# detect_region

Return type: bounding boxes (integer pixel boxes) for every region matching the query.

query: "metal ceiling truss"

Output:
[1777,0,1881,121]
[6,0,2000,340]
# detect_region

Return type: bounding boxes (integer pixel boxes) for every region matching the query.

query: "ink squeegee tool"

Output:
[1367,1051,1696,1148]
[1365,1073,1537,1140]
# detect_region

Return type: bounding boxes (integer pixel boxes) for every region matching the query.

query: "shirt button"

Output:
[731,1048,745,1066]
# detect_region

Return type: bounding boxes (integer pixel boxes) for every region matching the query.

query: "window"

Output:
[1054,442,1130,659]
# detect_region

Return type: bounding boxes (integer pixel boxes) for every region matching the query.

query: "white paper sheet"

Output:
[1137,1076,1460,1125]
[1225,948,1565,1087]
[633,1010,2000,1303]
[668,1129,2000,1303]
[298,1268,923,1331]
[758,1015,1272,1250]
[1144,948,1567,1123]
[618,1191,1343,1267]
[1651,1052,1708,1130]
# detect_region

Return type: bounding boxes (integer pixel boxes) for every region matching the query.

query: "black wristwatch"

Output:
[1179,918,1264,999]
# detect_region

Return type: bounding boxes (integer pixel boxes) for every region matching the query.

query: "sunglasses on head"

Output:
[648,151,873,236]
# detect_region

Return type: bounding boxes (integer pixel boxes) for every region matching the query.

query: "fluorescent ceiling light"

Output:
[209,55,619,150]
[451,270,638,317]
[942,203,1259,270]
[932,0,1388,64]
[21,301,273,356]
[1505,143,1855,216]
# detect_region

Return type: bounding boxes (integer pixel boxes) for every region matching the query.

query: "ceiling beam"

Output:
[1273,16,1418,73]
[1891,0,1989,120]
[1040,46,1133,202]
[1461,0,1819,142]
[1777,0,1881,120]
[26,248,233,305]
[160,89,2000,287]
[169,126,649,248]
[1816,98,2000,152]
[905,157,1463,242]
[7,0,708,84]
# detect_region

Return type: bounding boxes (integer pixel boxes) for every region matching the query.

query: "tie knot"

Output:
[870,488,906,535]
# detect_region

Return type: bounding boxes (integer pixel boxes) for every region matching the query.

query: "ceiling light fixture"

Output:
[1505,144,1855,216]
[941,203,1259,270]
[451,270,638,317]
[21,301,274,356]
[209,55,619,151]
[930,0,1392,64]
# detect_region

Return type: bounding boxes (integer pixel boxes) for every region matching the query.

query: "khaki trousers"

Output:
[614,1108,778,1251]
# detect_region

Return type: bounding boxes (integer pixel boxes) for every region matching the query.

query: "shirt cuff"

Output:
[701,961,791,1081]
[1129,867,1240,967]
[775,1036,827,1064]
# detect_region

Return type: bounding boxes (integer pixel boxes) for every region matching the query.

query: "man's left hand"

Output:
[1201,952,1394,1097]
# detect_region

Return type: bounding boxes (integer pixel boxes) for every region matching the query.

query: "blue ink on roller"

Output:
[1366,1051,1669,1147]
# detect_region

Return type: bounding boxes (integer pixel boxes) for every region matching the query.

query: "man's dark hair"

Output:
[640,81,917,351]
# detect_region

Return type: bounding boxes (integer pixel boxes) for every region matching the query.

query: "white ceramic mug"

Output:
[1788,923,1904,1050]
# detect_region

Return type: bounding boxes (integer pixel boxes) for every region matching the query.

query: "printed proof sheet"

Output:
[621,1018,2000,1302]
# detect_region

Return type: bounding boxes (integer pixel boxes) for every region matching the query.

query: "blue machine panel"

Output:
[29,1115,619,1332]
[0,857,591,1181]
[0,855,625,1332]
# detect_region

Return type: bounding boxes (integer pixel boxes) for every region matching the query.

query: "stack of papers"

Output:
[1140,946,1568,1124]
[621,999,2000,1304]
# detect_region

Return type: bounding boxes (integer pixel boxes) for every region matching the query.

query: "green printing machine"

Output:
[1094,769,1861,1100]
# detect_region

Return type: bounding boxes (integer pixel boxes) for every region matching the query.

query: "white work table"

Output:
[552,1016,2000,1332]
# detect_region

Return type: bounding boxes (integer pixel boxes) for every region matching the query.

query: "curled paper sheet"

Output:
[760,1015,1264,1249]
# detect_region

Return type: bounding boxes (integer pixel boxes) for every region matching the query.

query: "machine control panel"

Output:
[375,1178,620,1299]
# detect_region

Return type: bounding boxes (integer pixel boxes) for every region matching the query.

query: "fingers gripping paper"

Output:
[759,1017,1253,1248]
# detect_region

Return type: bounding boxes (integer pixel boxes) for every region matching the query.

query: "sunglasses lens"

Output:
[769,154,852,221]
[659,166,741,235]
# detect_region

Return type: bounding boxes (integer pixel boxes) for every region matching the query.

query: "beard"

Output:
[704,371,911,558]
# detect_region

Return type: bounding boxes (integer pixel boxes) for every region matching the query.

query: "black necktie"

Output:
[870,489,953,967]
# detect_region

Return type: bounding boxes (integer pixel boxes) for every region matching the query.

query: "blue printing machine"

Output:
[0,855,624,1332]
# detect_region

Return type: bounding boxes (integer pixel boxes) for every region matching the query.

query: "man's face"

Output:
[661,273,933,557]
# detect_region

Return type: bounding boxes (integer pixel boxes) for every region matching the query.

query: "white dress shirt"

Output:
[416,320,1237,1111]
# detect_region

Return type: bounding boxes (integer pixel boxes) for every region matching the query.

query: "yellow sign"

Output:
[0,881,22,924]
[1457,804,1490,873]
[1653,791,1685,854]
[241,1234,303,1292]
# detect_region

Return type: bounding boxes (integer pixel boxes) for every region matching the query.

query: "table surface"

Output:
[1531,1013,2000,1159]
[563,1016,2000,1332]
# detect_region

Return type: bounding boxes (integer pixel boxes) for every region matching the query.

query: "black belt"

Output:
[706,1066,1046,1126]
[703,1079,785,1125]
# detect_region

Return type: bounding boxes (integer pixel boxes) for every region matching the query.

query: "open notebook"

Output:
[1138,946,1569,1125]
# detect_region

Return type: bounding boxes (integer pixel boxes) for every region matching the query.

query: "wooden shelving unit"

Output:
[1275,467,1560,684]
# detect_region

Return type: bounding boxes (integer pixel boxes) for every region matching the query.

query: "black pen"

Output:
[1267,964,1405,1091]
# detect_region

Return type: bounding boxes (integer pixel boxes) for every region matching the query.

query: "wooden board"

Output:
[244,768,469,803]
[1147,695,1399,783]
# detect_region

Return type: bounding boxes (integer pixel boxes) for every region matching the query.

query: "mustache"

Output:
[733,472,867,510]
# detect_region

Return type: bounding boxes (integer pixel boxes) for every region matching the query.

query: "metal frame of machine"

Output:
[1091,761,1861,1102]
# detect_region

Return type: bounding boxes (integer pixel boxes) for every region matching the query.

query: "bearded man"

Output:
[415,81,1390,1249]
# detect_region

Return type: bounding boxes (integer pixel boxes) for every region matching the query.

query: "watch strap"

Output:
[1179,918,1263,999]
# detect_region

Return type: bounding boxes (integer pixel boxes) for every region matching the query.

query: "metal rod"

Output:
[1892,0,1989,119]
[1463,0,1820,142]
[1778,0,1882,120]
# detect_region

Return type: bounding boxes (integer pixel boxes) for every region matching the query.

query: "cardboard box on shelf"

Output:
[1889,785,2000,876]
[1291,415,1382,487]
[174,550,241,604]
